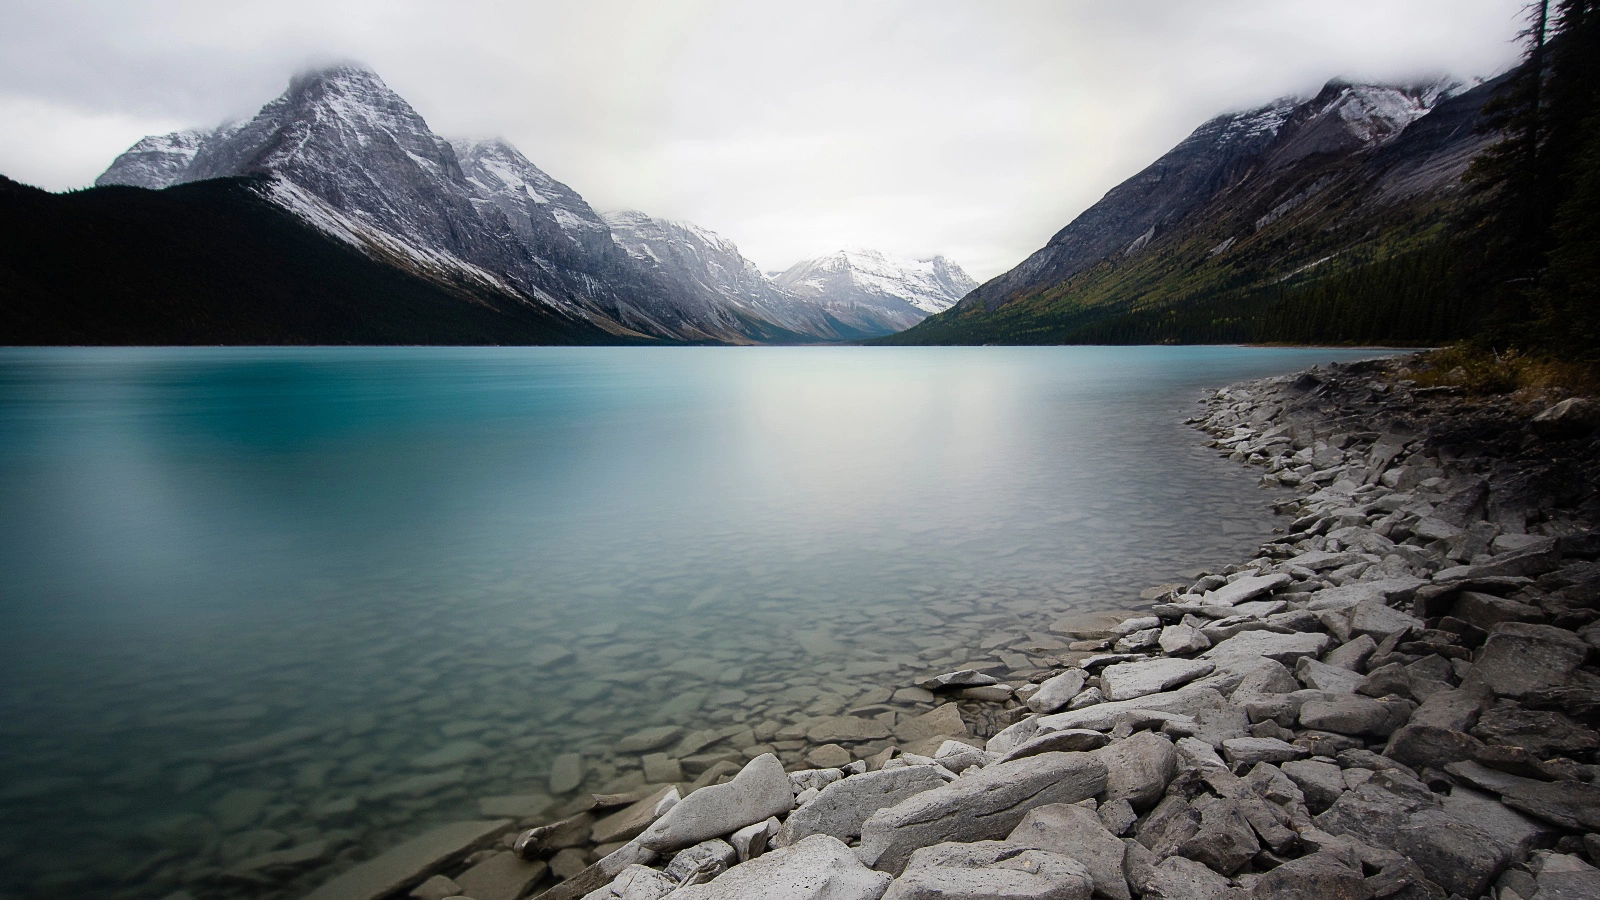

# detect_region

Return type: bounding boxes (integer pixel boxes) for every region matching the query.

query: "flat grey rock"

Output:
[668,834,891,900]
[881,840,1092,900]
[893,704,969,743]
[638,753,795,852]
[1535,853,1600,900]
[777,766,947,846]
[1101,658,1215,702]
[1314,775,1516,898]
[1297,697,1411,737]
[1203,630,1329,666]
[933,741,996,773]
[1221,737,1307,767]
[1467,622,1588,698]
[1471,705,1600,758]
[1440,785,1558,859]
[1036,685,1226,734]
[857,751,1108,875]
[664,838,737,883]
[454,850,547,900]
[917,670,1001,690]
[808,716,893,743]
[592,786,679,844]
[303,819,511,900]
[1202,573,1290,607]
[1321,634,1377,671]
[996,729,1110,764]
[1444,760,1600,831]
[550,752,585,794]
[1009,803,1131,900]
[618,726,684,753]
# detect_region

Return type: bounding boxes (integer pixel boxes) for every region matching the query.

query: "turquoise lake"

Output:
[0,345,1383,899]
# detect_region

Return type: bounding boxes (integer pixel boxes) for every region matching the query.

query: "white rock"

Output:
[1203,631,1330,666]
[637,754,794,853]
[1202,573,1290,607]
[1101,658,1215,702]
[1026,670,1088,714]
[1158,624,1212,655]
[933,741,996,773]
[776,766,948,847]
[667,834,891,900]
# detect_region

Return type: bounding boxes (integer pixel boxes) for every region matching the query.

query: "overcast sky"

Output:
[0,1,1529,280]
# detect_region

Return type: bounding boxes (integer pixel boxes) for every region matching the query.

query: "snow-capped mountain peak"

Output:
[1309,80,1456,147]
[95,63,967,343]
[774,249,976,332]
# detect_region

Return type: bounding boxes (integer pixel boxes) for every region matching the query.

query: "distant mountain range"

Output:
[0,64,970,346]
[2,64,1512,347]
[883,76,1506,345]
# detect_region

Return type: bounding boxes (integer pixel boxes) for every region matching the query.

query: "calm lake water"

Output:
[0,345,1380,899]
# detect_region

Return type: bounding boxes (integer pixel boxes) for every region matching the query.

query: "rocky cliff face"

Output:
[97,65,967,343]
[603,211,864,341]
[774,249,976,335]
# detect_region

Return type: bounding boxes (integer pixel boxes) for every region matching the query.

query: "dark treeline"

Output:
[1024,0,1600,358]
[0,175,619,346]
[1064,241,1481,346]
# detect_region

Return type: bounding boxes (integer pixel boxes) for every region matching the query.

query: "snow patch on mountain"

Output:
[774,249,976,333]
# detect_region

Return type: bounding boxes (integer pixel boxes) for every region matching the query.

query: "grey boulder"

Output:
[777,766,948,846]
[1246,850,1365,900]
[1140,856,1229,899]
[1091,732,1177,812]
[1101,659,1215,702]
[637,753,794,852]
[857,751,1108,875]
[1220,738,1307,768]
[1175,798,1258,876]
[1297,697,1412,738]
[1028,670,1088,714]
[1009,802,1131,900]
[1467,622,1588,698]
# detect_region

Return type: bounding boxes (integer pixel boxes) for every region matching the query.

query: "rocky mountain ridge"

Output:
[887,76,1499,345]
[774,249,976,336]
[94,64,965,344]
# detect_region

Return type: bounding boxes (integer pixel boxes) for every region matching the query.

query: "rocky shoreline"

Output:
[302,354,1600,900]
